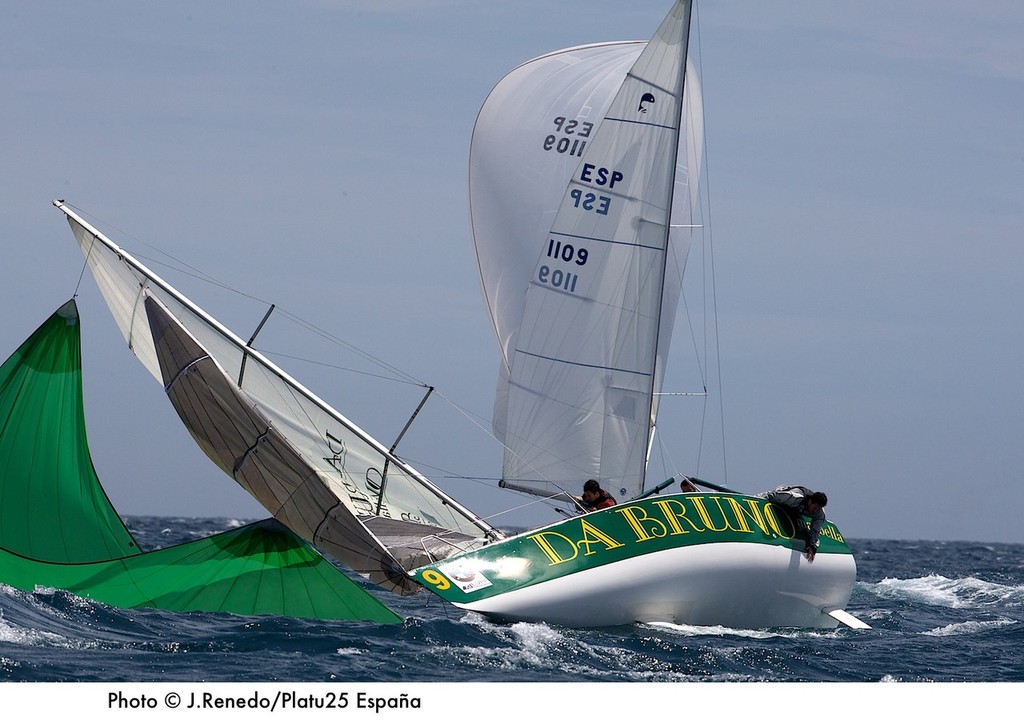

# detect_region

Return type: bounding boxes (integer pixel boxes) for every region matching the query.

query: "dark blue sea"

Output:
[2,517,1021,713]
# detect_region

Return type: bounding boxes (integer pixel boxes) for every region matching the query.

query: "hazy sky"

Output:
[2,1,1021,542]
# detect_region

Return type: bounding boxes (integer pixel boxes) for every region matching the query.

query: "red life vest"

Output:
[588,492,616,511]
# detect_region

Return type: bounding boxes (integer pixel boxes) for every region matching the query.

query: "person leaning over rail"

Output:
[757,485,828,562]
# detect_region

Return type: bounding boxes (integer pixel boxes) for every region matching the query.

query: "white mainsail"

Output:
[471,42,647,376]
[470,0,702,503]
[56,202,499,594]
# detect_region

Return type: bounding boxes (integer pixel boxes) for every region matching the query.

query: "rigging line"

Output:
[64,204,430,391]
[408,390,574,502]
[62,203,261,302]
[72,226,96,299]
[274,307,425,388]
[651,388,709,481]
[424,385,514,464]
[440,474,504,482]
[426,384,581,494]
[258,349,422,386]
[691,3,728,485]
[681,289,707,387]
[386,451,574,526]
[477,493,582,527]
[234,301,437,463]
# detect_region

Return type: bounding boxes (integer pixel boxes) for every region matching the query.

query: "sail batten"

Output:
[548,229,669,251]
[512,350,653,379]
[605,116,678,131]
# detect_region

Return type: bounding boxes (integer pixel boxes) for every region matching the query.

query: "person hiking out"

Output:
[758,485,828,561]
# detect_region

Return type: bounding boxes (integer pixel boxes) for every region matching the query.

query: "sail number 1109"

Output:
[538,238,588,294]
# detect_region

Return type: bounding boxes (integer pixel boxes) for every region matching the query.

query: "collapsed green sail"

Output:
[0,301,401,623]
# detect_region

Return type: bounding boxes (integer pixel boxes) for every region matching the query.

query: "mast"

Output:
[472,1,700,502]
[642,0,695,489]
[53,200,498,540]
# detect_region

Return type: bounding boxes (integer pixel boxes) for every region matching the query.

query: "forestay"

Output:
[56,203,499,594]
[470,0,703,504]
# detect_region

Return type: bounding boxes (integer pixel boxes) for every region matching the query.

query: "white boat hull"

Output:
[413,493,859,629]
[451,541,855,629]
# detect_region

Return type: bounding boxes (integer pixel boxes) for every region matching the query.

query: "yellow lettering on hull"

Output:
[577,520,625,555]
[530,531,578,565]
[615,504,671,541]
[522,496,845,568]
[650,498,705,534]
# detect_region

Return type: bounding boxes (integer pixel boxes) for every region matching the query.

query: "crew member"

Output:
[758,485,828,561]
[579,479,616,512]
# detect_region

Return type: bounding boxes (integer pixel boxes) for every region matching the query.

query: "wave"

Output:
[441,614,796,681]
[922,619,1016,637]
[862,574,1024,609]
[0,585,101,651]
[641,621,786,640]
[0,611,79,650]
[5,534,1024,682]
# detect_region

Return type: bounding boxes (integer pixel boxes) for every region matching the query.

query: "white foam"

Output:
[0,585,105,650]
[453,615,681,679]
[922,618,1016,637]
[865,574,1024,609]
[0,610,82,649]
[642,620,786,640]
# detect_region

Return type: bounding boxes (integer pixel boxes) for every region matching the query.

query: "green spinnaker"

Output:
[0,301,401,624]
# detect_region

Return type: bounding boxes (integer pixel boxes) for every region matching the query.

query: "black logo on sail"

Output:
[638,92,656,113]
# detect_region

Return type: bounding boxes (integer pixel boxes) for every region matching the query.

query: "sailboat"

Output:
[420,0,862,629]
[54,0,863,629]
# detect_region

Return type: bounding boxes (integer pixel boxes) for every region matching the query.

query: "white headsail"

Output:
[470,0,702,503]
[56,202,499,594]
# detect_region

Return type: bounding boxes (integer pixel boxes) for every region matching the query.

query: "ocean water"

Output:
[2,517,1022,694]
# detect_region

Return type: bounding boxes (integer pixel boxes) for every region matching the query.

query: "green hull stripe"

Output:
[414,494,850,603]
